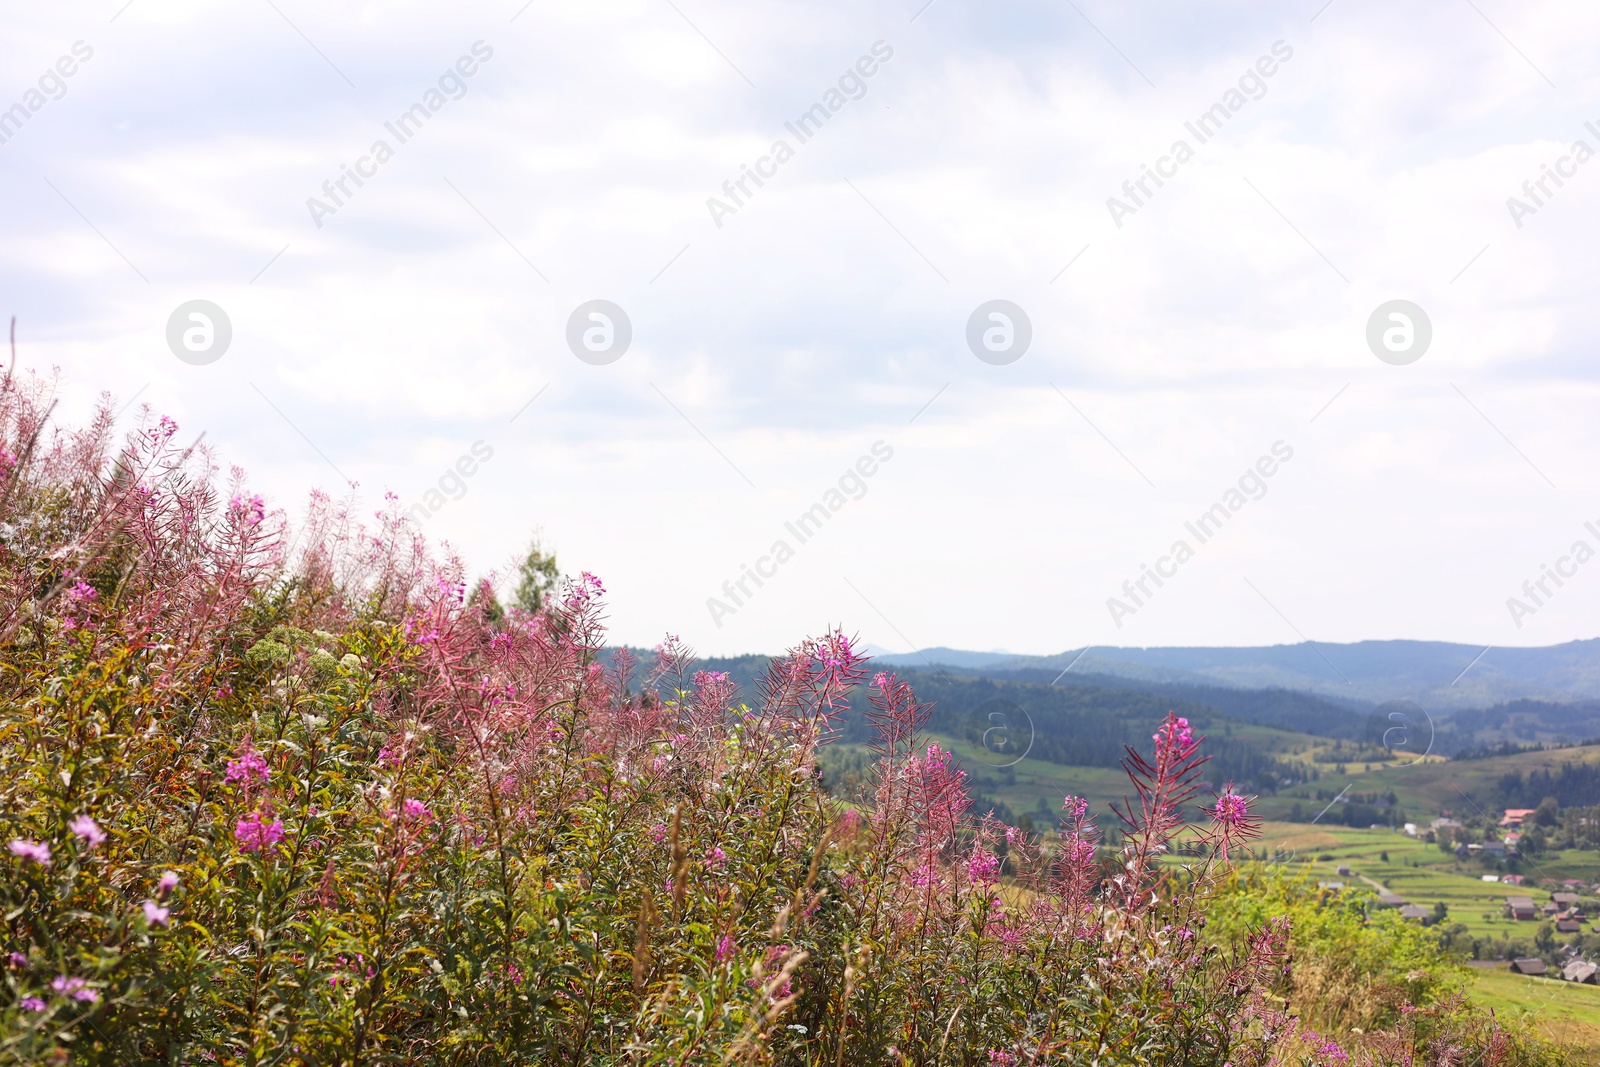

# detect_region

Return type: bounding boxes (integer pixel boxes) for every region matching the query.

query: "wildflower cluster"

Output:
[0,357,1566,1065]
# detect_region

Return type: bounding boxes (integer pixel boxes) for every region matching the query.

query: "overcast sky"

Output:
[5,0,1600,657]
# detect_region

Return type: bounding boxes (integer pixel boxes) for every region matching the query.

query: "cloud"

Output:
[2,0,1598,655]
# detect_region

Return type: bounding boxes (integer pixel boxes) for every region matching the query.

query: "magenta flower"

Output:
[69,815,106,848]
[225,744,270,786]
[141,900,170,926]
[967,848,1001,886]
[1062,794,1089,819]
[20,997,45,1012]
[1152,714,1194,751]
[1203,781,1263,857]
[399,798,431,822]
[706,846,727,869]
[66,581,97,603]
[157,871,179,897]
[9,839,51,867]
[234,810,285,854]
[1210,790,1252,828]
[8,952,26,967]
[562,571,605,609]
[228,492,266,526]
[714,934,736,963]
[50,975,98,1003]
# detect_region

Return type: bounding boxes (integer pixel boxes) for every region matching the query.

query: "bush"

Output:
[0,366,1572,1065]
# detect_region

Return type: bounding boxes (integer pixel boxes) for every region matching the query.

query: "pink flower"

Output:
[706,846,727,870]
[715,934,736,963]
[69,815,105,848]
[228,492,266,526]
[50,975,98,1003]
[1152,714,1194,751]
[1203,781,1262,857]
[157,871,179,897]
[20,997,45,1011]
[142,900,170,926]
[562,572,605,609]
[967,848,1001,886]
[1209,790,1252,829]
[399,798,431,822]
[225,744,270,785]
[66,581,97,603]
[1062,795,1089,819]
[649,823,668,844]
[235,810,285,854]
[8,952,26,967]
[9,839,51,867]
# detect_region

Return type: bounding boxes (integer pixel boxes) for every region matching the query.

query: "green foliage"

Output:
[511,533,559,614]
[1206,867,1466,1034]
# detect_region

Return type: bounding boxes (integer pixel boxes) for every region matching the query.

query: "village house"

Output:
[1563,960,1600,984]
[1506,896,1538,921]
[1500,809,1539,828]
[1511,957,1549,975]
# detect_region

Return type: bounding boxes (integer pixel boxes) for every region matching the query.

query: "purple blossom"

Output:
[69,814,106,848]
[225,744,270,785]
[8,952,26,967]
[50,975,98,1003]
[235,810,285,854]
[9,839,51,867]
[399,798,431,822]
[1152,714,1193,750]
[228,492,266,526]
[967,848,1001,886]
[66,581,97,603]
[715,934,736,963]
[157,871,180,897]
[20,997,45,1011]
[142,900,170,926]
[1210,791,1251,828]
[562,571,605,609]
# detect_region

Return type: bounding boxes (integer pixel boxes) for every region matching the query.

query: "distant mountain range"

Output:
[869,639,1600,714]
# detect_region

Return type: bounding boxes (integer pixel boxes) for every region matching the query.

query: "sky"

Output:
[4,0,1600,658]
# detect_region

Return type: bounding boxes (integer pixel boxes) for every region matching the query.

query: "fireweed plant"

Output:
[0,354,1570,1065]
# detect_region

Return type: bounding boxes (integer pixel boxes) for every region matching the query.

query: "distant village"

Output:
[1321,806,1600,985]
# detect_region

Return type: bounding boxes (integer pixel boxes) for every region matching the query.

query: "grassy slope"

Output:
[1258,742,1600,821]
[1468,966,1600,1059]
[1242,821,1600,940]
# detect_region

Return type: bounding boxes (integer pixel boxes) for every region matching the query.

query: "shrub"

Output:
[0,364,1571,1065]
